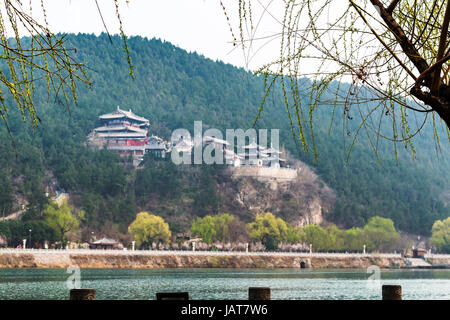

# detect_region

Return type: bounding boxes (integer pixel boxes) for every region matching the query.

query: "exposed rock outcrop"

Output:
[219,160,336,226]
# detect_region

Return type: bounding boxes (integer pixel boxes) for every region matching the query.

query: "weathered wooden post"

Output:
[249,287,270,300]
[156,292,189,300]
[382,285,402,300]
[70,288,96,300]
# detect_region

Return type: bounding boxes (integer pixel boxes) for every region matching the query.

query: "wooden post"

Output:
[70,289,96,300]
[382,285,402,300]
[156,292,189,300]
[249,287,270,300]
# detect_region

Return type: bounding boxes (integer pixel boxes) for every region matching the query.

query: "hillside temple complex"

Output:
[87,107,298,181]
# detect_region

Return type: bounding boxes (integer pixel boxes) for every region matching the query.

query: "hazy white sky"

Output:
[30,0,282,70]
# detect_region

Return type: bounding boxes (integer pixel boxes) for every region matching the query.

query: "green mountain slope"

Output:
[0,33,448,236]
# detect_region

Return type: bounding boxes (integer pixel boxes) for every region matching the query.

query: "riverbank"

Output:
[2,249,448,269]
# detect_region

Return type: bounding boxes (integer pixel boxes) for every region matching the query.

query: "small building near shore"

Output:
[413,247,427,258]
[89,237,122,250]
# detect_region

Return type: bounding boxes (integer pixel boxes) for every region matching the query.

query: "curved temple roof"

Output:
[99,106,149,125]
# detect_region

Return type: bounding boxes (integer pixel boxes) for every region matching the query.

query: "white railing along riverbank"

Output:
[0,248,407,258]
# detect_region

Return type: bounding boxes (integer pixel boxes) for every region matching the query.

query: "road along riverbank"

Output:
[3,249,448,269]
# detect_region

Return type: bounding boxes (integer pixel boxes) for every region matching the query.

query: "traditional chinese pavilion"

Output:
[91,106,150,162]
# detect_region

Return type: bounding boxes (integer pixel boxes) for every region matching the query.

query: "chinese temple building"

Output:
[92,106,149,162]
[87,106,172,165]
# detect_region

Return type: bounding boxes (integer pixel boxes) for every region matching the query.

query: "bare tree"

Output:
[223,0,450,158]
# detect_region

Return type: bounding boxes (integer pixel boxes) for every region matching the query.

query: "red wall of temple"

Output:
[127,140,145,146]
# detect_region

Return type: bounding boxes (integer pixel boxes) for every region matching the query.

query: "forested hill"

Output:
[0,33,449,235]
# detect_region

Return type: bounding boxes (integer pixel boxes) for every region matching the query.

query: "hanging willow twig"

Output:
[223,0,450,160]
[0,0,134,132]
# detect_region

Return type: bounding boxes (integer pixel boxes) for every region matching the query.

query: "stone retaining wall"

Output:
[0,251,410,269]
[229,167,298,182]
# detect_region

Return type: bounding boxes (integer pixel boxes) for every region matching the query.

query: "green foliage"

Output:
[43,200,84,244]
[191,215,217,245]
[342,227,366,251]
[0,171,13,214]
[0,222,11,239]
[0,220,57,247]
[128,211,171,248]
[430,217,450,253]
[248,212,288,250]
[135,156,180,198]
[0,34,448,237]
[190,213,234,244]
[300,224,333,251]
[192,165,222,217]
[298,217,400,252]
[286,226,302,244]
[363,216,400,252]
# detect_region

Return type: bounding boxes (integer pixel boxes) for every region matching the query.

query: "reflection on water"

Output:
[0,268,449,300]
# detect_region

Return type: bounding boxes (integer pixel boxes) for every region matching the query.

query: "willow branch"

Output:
[387,0,401,14]
[431,0,450,94]
[370,0,430,75]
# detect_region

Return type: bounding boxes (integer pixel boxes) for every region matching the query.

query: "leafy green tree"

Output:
[128,212,171,248]
[342,227,366,252]
[191,215,217,245]
[286,226,302,244]
[326,224,345,251]
[191,213,235,244]
[43,200,84,245]
[430,217,450,253]
[0,172,13,214]
[300,224,332,251]
[363,216,400,252]
[248,212,288,250]
[214,213,234,243]
[0,222,11,241]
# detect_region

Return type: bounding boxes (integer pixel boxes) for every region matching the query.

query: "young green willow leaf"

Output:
[0,0,134,134]
[225,0,450,161]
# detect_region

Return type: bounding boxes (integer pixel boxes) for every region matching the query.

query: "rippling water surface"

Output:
[0,268,449,300]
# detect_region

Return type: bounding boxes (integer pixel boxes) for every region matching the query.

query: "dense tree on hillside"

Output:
[0,34,448,236]
[43,200,84,245]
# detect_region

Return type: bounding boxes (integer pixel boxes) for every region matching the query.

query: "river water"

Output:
[0,268,449,300]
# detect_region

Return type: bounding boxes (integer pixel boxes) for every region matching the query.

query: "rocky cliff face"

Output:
[218,160,336,226]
